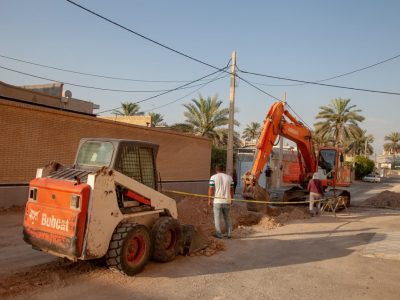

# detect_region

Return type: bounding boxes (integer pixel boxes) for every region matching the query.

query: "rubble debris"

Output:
[362,191,400,208]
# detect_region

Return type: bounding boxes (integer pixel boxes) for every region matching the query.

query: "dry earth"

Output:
[361,190,400,208]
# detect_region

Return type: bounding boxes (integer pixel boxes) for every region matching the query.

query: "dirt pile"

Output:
[176,197,262,236]
[258,206,310,229]
[176,197,310,254]
[362,190,400,208]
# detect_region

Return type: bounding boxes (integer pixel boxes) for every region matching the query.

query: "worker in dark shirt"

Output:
[307,173,324,217]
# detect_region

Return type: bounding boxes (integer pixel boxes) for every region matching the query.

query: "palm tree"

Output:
[242,122,261,142]
[346,129,374,156]
[113,102,143,116]
[170,94,238,145]
[314,98,364,148]
[383,132,400,155]
[312,131,335,152]
[149,113,165,127]
[215,128,243,148]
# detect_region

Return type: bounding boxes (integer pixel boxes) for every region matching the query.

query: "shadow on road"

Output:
[143,231,385,278]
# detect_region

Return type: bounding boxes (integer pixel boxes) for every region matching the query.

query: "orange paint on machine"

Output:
[23,178,91,257]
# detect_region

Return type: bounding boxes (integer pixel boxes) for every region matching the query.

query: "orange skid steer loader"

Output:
[23,138,206,275]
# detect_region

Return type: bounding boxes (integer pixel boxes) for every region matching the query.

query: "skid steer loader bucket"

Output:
[180,224,208,255]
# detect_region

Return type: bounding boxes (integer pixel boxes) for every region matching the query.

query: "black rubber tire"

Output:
[151,217,182,262]
[105,223,151,276]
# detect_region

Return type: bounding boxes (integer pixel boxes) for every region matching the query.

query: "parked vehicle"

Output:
[362,174,381,183]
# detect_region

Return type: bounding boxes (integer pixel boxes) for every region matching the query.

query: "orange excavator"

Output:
[243,101,351,211]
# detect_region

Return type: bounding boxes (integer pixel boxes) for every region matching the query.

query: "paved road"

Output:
[348,176,400,204]
[1,177,400,299]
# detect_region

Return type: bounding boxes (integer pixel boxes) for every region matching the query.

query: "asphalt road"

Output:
[1,177,400,300]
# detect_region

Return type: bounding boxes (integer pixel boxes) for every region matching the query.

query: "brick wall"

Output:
[0,99,212,185]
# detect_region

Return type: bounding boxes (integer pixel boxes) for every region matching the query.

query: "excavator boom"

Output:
[243,101,351,210]
[249,101,316,186]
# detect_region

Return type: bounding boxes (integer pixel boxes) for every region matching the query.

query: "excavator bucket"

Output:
[180,224,208,255]
[243,182,271,214]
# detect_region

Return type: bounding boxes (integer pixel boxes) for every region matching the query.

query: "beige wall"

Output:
[0,99,212,185]
[99,115,152,127]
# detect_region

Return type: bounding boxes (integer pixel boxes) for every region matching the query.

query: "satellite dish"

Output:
[64,90,72,98]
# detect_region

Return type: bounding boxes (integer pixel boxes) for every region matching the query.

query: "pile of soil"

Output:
[176,197,262,237]
[362,190,400,208]
[258,206,311,230]
[176,196,310,255]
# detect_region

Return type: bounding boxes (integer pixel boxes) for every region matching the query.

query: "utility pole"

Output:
[226,51,236,176]
[276,94,286,189]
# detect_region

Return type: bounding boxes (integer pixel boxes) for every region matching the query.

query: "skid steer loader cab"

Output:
[23,138,205,275]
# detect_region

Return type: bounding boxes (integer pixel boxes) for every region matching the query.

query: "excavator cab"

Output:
[316,147,351,187]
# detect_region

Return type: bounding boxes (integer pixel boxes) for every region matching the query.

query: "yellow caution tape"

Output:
[164,189,327,205]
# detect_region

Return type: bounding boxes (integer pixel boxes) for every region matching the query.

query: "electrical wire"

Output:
[285,103,312,129]
[143,73,230,113]
[237,52,400,87]
[97,64,230,114]
[235,73,280,100]
[66,0,223,72]
[0,64,226,93]
[0,53,220,83]
[238,69,400,96]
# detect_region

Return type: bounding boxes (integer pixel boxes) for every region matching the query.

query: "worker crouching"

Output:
[307,173,324,217]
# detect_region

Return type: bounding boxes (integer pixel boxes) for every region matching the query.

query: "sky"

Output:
[1,0,399,155]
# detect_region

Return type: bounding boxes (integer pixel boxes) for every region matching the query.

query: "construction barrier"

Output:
[163,189,325,205]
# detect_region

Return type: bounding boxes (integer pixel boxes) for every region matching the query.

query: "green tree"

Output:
[113,102,143,116]
[384,132,400,168]
[312,131,335,152]
[383,132,400,155]
[354,156,375,179]
[314,98,364,147]
[149,113,165,127]
[242,122,261,142]
[346,129,374,156]
[211,146,227,172]
[170,94,238,145]
[214,128,242,148]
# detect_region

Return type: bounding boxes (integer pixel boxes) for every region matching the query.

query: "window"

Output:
[318,149,336,178]
[116,145,156,189]
[76,141,114,167]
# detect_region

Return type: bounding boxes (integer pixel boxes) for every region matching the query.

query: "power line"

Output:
[0,53,218,83]
[66,1,282,101]
[237,52,400,87]
[0,64,226,93]
[97,65,230,114]
[235,74,280,100]
[144,73,230,113]
[285,103,312,130]
[238,69,400,96]
[66,0,222,72]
